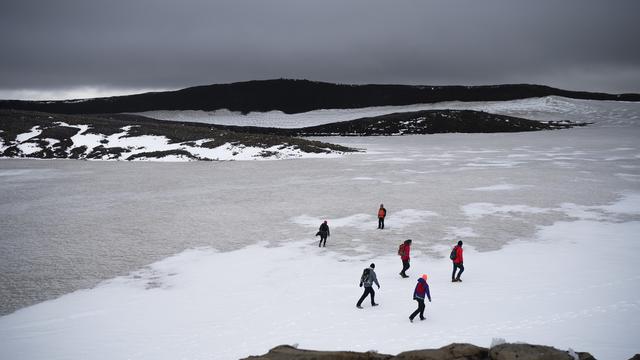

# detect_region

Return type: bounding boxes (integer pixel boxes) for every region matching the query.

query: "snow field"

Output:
[0,195,638,360]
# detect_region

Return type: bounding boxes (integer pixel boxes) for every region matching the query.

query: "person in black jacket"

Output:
[317,220,330,247]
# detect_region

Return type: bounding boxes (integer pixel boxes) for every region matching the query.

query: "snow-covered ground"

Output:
[0,207,638,360]
[1,98,639,359]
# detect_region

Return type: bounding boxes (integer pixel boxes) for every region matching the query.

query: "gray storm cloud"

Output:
[1,0,639,99]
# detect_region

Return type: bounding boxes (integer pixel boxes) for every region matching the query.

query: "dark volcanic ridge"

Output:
[0,109,586,161]
[1,79,638,115]
[218,109,586,137]
[0,110,355,161]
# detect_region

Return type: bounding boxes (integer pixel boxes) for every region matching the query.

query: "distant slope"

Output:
[230,110,586,136]
[1,79,638,115]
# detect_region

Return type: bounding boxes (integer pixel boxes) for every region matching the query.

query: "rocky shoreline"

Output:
[243,342,612,360]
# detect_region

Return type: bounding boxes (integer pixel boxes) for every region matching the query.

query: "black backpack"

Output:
[398,243,405,256]
[449,246,457,261]
[360,268,371,284]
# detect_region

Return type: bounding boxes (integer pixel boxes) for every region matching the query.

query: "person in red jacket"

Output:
[409,274,431,322]
[399,239,412,278]
[452,240,464,282]
[377,204,387,229]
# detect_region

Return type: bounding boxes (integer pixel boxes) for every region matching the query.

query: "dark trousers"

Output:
[357,286,376,306]
[378,217,385,229]
[452,262,464,280]
[409,298,425,320]
[401,259,410,276]
[318,235,327,247]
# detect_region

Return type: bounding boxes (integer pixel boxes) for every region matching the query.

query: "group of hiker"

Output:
[358,240,463,322]
[313,203,466,322]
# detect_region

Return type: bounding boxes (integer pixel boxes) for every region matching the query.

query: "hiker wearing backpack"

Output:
[317,220,330,247]
[409,274,431,322]
[398,239,412,278]
[451,240,464,282]
[377,204,387,229]
[356,263,380,308]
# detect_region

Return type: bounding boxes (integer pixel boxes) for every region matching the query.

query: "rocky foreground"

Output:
[243,342,627,360]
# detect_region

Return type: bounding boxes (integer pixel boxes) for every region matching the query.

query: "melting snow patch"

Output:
[445,227,479,239]
[291,213,373,230]
[597,193,640,215]
[17,142,42,155]
[69,125,105,151]
[463,203,550,219]
[15,126,42,143]
[386,209,439,229]
[468,184,530,191]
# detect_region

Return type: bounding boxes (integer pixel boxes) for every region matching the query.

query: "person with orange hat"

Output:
[409,274,431,322]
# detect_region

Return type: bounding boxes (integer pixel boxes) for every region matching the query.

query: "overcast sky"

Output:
[1,0,639,100]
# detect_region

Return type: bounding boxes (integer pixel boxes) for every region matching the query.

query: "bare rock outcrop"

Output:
[242,342,606,360]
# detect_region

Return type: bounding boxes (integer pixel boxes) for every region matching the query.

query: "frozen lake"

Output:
[0,98,639,359]
[1,120,639,316]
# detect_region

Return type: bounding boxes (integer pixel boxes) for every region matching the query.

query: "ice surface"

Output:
[1,98,639,359]
[0,214,638,360]
[468,184,531,191]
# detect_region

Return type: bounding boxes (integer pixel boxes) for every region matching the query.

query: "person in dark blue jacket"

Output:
[409,274,431,322]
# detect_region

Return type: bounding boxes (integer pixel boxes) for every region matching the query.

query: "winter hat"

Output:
[421,274,428,281]
[457,240,463,246]
[370,263,375,269]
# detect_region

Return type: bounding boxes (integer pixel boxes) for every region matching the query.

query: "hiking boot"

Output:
[356,305,363,309]
[420,317,426,321]
[456,278,462,282]
[452,279,457,282]
[409,317,414,323]
[372,303,379,306]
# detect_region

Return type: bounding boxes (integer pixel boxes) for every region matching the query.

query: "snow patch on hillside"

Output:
[3,122,345,161]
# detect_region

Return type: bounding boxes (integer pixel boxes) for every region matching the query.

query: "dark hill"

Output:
[1,79,638,115]
[208,110,586,137]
